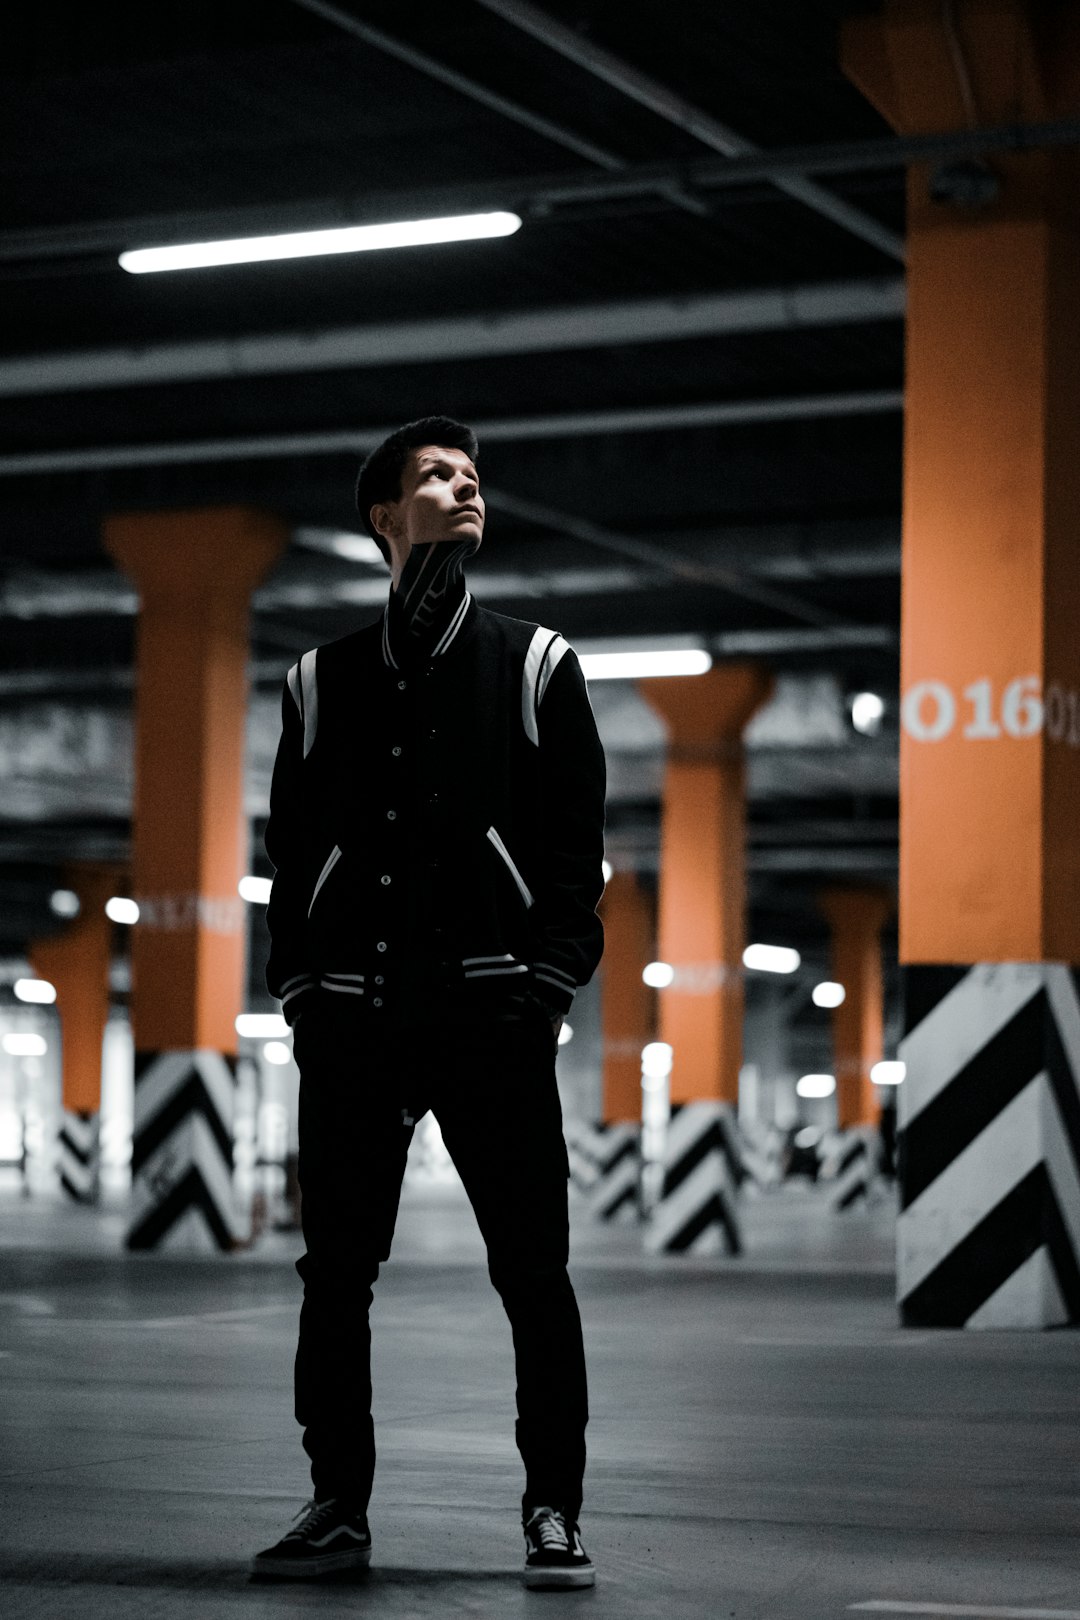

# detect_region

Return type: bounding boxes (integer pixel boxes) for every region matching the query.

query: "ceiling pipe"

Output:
[2,118,1077,267]
[473,0,904,261]
[0,388,903,477]
[0,278,904,399]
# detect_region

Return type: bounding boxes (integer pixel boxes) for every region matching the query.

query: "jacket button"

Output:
[427,728,437,740]
[380,874,392,885]
[373,997,383,1008]
[375,975,384,985]
[386,810,397,821]
[392,746,402,757]
[397,680,406,691]
[376,941,387,952]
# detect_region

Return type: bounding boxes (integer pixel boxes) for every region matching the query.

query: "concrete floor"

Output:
[1,1181,1078,1619]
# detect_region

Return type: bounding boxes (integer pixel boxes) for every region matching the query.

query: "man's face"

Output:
[374,443,485,557]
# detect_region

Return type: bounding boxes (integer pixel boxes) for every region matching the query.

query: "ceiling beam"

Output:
[0,388,903,477]
[287,0,707,216]
[473,0,904,261]
[479,488,860,632]
[0,278,903,399]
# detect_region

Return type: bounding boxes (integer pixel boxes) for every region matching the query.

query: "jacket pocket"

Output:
[486,824,534,909]
[307,844,342,918]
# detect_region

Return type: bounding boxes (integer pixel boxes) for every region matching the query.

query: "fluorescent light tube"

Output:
[236,1012,289,1039]
[119,211,522,273]
[743,942,801,974]
[579,649,712,681]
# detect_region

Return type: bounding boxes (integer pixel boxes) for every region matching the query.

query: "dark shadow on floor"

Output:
[0,1550,525,1593]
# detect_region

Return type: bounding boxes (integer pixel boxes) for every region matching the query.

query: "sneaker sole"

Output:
[524,1565,595,1590]
[251,1546,372,1579]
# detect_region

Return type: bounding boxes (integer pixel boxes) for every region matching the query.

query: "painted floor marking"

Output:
[851,1604,1080,1619]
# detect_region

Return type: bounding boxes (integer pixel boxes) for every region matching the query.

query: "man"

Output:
[251,417,606,1590]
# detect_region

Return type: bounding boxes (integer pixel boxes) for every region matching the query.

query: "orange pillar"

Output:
[642,665,773,1104]
[30,863,123,1115]
[105,508,285,1053]
[598,870,653,1123]
[104,507,286,1249]
[819,887,891,1129]
[843,3,1080,1325]
[842,2,1080,966]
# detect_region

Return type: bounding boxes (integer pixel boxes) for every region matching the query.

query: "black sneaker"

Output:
[523,1505,595,1589]
[250,1497,372,1579]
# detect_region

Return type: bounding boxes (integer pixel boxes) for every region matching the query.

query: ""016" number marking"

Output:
[900,676,1079,744]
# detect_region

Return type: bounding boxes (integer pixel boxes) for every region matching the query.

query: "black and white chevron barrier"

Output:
[562,1117,601,1193]
[562,1119,641,1220]
[820,1126,883,1211]
[58,1109,99,1203]
[586,1124,640,1222]
[898,964,1080,1328]
[644,1101,741,1256]
[127,1050,240,1252]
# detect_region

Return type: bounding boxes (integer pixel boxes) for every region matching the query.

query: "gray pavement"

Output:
[1,1181,1078,1619]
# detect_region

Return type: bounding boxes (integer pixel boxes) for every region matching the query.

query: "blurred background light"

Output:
[2,1033,47,1057]
[119,211,523,273]
[579,648,711,681]
[811,980,846,1008]
[871,1060,906,1085]
[743,943,801,974]
[557,1021,573,1047]
[642,960,675,988]
[13,979,56,1005]
[641,1041,674,1080]
[329,532,384,563]
[796,1073,836,1098]
[238,875,273,904]
[851,690,885,735]
[105,897,139,925]
[49,889,80,918]
[236,1012,289,1039]
[262,1040,292,1066]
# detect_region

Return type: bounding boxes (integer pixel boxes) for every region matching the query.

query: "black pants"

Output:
[292,991,588,1523]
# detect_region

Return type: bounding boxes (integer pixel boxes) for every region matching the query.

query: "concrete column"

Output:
[843,2,1080,1325]
[819,886,891,1129]
[598,869,652,1124]
[30,862,122,1202]
[105,506,286,1250]
[643,664,772,1104]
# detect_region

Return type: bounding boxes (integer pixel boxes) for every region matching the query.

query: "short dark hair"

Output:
[355,415,479,564]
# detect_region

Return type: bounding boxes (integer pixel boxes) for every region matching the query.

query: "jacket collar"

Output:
[381,580,475,670]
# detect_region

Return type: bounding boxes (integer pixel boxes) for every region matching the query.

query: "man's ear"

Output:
[369,501,395,541]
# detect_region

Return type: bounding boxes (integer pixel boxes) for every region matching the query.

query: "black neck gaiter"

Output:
[388,537,477,661]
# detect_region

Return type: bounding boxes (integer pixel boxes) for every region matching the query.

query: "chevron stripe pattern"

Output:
[58,1109,99,1203]
[562,1119,640,1218]
[586,1124,640,1222]
[822,1126,882,1212]
[127,1050,241,1252]
[644,1102,741,1256]
[897,964,1080,1328]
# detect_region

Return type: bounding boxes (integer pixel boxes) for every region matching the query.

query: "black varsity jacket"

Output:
[264,587,607,1026]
